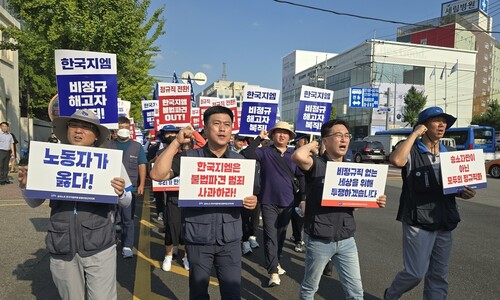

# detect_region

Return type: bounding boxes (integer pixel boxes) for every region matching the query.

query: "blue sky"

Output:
[148,0,499,93]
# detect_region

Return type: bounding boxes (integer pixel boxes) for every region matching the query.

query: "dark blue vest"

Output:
[181,147,245,245]
[396,143,460,231]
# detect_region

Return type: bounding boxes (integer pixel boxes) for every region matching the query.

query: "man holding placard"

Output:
[292,119,387,300]
[18,109,132,300]
[384,107,476,300]
[150,106,257,299]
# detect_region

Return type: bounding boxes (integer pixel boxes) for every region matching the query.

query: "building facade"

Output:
[0,3,20,141]
[282,40,476,139]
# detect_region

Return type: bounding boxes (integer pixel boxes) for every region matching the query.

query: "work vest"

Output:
[396,142,461,231]
[106,140,142,187]
[303,154,356,242]
[181,147,245,245]
[46,200,115,260]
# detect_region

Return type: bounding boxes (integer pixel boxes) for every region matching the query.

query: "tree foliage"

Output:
[329,104,337,120]
[402,86,427,127]
[471,99,500,130]
[1,0,165,121]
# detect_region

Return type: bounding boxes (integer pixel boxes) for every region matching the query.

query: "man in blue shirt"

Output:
[104,116,147,258]
[243,121,305,287]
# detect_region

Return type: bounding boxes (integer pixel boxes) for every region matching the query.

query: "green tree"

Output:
[402,86,427,127]
[1,0,164,121]
[329,104,337,120]
[471,99,500,130]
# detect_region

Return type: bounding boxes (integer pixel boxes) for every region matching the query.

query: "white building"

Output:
[282,40,476,139]
[0,2,20,140]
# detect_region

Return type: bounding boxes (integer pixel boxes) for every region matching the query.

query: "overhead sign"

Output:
[442,0,488,16]
[349,87,379,109]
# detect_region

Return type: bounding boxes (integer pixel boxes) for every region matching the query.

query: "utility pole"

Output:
[386,87,390,130]
[393,79,397,126]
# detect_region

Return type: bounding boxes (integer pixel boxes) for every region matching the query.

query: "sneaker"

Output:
[268,273,280,287]
[248,236,259,248]
[294,242,305,253]
[277,264,286,275]
[162,255,172,271]
[182,257,190,270]
[242,241,252,255]
[122,247,133,258]
[158,212,164,222]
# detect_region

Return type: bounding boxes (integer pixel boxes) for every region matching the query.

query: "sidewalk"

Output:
[0,172,23,200]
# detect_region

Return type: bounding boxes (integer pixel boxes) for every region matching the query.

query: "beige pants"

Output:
[50,245,117,300]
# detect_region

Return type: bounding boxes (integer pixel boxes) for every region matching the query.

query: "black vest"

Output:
[105,140,142,187]
[46,200,115,260]
[396,142,461,231]
[303,154,356,242]
[181,147,246,245]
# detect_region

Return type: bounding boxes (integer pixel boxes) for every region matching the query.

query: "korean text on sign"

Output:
[321,162,388,208]
[178,157,255,207]
[24,141,123,204]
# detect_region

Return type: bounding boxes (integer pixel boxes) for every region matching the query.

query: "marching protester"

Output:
[18,109,132,300]
[104,116,147,259]
[150,106,257,299]
[292,119,387,300]
[242,121,306,287]
[290,133,309,253]
[158,124,205,272]
[384,107,476,300]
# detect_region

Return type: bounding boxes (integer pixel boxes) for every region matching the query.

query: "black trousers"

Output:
[241,205,260,241]
[261,204,293,274]
[186,241,241,300]
[0,150,10,183]
[291,208,304,242]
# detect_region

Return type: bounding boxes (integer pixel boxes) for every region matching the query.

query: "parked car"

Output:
[496,139,500,151]
[485,159,500,178]
[348,140,385,163]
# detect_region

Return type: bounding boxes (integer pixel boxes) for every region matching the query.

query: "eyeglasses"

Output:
[67,121,96,132]
[324,132,352,140]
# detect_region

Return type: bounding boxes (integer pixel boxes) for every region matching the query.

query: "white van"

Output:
[440,137,456,150]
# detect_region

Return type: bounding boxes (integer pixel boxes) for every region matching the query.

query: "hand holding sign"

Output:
[243,195,257,209]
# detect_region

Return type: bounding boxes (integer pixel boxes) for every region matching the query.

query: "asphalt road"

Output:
[1,170,499,299]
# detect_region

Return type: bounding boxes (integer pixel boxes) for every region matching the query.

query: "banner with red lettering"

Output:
[178,157,256,207]
[157,82,191,128]
[197,97,238,132]
[440,149,487,194]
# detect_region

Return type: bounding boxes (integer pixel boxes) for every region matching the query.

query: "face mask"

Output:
[117,129,130,139]
[164,136,176,145]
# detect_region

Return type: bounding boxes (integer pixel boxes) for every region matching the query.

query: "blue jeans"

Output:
[299,234,363,300]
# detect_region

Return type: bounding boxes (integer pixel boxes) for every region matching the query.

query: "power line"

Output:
[272,0,500,34]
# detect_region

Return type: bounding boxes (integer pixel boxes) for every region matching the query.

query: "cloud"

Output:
[252,21,260,27]
[202,64,212,70]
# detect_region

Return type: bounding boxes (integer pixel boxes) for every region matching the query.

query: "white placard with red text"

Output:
[178,157,255,207]
[440,149,487,194]
[157,82,192,128]
[321,162,388,208]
